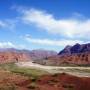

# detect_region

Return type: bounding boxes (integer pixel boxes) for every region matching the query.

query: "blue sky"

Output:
[0,0,90,52]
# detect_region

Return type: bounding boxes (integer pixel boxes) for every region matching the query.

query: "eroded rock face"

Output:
[0,51,31,63]
[59,43,90,55]
[43,43,90,65]
[0,48,57,64]
[46,53,90,65]
[58,45,72,55]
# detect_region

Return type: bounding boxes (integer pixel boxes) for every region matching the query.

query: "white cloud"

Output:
[21,9,90,38]
[0,42,25,49]
[25,36,85,47]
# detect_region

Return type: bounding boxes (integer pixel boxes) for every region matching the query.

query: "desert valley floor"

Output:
[16,61,90,77]
[0,61,90,90]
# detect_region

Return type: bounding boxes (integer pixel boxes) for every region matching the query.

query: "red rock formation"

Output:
[0,48,57,64]
[45,53,90,65]
[44,43,90,66]
[0,51,31,63]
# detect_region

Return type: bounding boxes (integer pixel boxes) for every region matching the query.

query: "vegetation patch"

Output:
[0,63,49,78]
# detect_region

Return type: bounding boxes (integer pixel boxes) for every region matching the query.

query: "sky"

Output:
[0,0,90,52]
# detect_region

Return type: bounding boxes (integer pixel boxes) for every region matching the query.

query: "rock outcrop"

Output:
[0,48,57,64]
[43,43,90,66]
[45,53,90,65]
[59,43,90,55]
[0,51,31,63]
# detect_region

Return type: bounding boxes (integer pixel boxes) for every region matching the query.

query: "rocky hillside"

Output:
[43,43,90,66]
[30,49,57,60]
[36,73,90,90]
[45,53,90,65]
[0,51,31,63]
[0,48,57,63]
[59,43,90,55]
[0,70,90,90]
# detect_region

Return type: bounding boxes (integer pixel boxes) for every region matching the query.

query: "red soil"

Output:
[0,71,90,90]
[36,73,90,90]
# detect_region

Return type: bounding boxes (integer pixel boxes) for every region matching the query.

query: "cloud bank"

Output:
[24,35,85,47]
[21,9,90,39]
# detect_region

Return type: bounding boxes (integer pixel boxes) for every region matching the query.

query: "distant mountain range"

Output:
[0,48,57,63]
[1,43,90,65]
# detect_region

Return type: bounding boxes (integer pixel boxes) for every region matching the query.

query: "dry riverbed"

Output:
[16,61,90,77]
